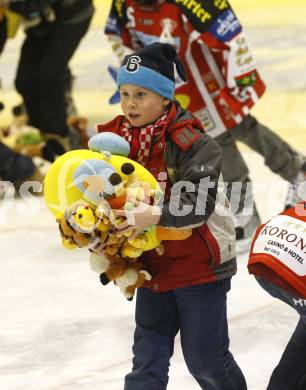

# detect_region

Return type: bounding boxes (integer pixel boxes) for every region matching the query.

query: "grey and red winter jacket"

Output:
[97,102,237,292]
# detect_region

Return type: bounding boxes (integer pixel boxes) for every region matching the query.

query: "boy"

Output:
[97,42,247,389]
[248,202,306,389]
[104,0,306,244]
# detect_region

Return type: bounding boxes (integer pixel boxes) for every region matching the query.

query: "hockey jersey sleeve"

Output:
[104,0,127,38]
[104,0,141,53]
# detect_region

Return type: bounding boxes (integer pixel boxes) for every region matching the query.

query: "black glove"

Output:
[10,0,56,36]
[42,133,71,162]
[9,0,56,19]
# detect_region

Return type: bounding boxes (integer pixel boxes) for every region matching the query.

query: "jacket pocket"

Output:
[164,228,211,261]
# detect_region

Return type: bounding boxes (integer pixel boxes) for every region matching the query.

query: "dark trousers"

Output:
[15,17,91,136]
[256,277,306,390]
[0,17,7,55]
[216,115,304,210]
[0,142,35,182]
[217,114,303,184]
[124,279,247,390]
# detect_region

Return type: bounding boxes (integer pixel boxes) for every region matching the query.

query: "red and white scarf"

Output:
[120,111,169,165]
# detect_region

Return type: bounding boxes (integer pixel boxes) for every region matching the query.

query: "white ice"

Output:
[0,152,299,390]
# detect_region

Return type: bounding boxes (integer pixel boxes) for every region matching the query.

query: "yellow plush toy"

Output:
[44,151,160,219]
[44,132,191,299]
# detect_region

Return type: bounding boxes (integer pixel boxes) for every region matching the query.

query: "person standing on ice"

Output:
[104,0,306,249]
[96,42,247,389]
[10,0,94,162]
[248,201,306,390]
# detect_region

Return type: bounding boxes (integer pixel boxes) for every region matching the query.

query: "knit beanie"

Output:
[117,42,187,100]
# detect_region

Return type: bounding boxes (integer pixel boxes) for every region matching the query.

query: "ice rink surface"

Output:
[1,1,306,389]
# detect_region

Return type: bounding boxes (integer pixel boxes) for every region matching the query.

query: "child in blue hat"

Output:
[97,42,246,390]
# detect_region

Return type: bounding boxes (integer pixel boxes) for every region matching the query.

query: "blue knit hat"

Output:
[117,42,187,100]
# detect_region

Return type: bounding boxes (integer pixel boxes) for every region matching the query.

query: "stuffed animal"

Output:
[43,147,160,220]
[0,124,45,156]
[43,133,191,299]
[56,205,95,249]
[90,251,128,284]
[56,213,92,249]
[56,201,110,250]
[54,199,153,299]
[58,199,158,255]
[54,180,190,298]
[89,251,151,300]
[114,262,152,301]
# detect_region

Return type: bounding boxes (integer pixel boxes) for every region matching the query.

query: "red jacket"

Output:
[105,0,266,138]
[248,202,306,298]
[97,104,237,292]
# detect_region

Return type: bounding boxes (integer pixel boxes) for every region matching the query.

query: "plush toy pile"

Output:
[44,132,191,299]
[0,99,49,183]
[1,123,44,157]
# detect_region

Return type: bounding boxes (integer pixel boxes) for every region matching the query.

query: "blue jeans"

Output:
[124,278,247,390]
[256,277,306,390]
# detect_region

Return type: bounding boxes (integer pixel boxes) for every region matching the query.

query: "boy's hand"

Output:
[113,203,161,240]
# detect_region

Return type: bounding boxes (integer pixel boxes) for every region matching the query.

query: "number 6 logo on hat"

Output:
[125,56,141,73]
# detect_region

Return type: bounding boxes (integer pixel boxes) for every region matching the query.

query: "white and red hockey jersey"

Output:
[105,0,266,137]
[248,202,306,299]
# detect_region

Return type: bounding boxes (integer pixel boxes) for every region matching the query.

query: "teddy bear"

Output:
[89,251,152,300]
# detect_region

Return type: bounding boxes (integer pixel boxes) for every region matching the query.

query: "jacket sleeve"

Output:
[159,131,222,229]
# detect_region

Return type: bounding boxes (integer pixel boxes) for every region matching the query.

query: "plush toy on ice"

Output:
[44,132,191,299]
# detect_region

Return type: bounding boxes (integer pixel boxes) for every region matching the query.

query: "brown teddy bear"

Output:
[89,251,151,300]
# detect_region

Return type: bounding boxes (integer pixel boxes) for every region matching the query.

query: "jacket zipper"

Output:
[197,228,216,267]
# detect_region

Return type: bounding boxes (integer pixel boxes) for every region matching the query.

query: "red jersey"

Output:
[105,0,266,137]
[248,202,306,299]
